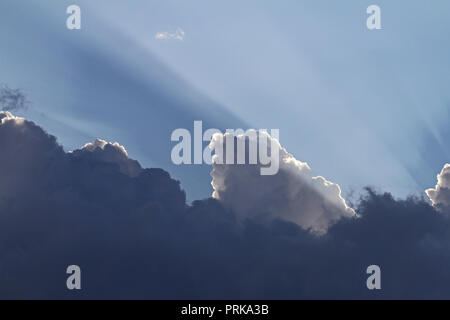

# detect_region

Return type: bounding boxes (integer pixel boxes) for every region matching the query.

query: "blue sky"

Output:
[1,0,449,201]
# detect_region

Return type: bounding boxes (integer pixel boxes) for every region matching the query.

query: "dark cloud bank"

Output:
[1,111,450,299]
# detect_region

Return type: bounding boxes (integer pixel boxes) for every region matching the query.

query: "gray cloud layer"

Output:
[1,111,450,299]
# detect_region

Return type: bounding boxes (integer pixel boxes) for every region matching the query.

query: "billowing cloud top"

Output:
[73,139,142,177]
[0,111,185,212]
[426,163,450,213]
[210,130,355,234]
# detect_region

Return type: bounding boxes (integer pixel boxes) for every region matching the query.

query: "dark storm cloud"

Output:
[1,111,450,299]
[0,85,28,112]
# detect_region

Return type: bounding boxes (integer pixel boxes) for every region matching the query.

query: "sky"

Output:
[1,0,450,299]
[1,0,449,201]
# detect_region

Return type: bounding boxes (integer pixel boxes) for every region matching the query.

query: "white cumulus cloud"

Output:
[426,163,450,213]
[209,130,356,234]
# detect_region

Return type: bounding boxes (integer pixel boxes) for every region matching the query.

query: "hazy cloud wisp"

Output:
[155,28,185,40]
[0,85,28,112]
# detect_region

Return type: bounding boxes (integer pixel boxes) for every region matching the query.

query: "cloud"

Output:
[0,111,64,199]
[155,28,185,40]
[210,130,355,234]
[72,139,142,177]
[1,111,450,299]
[0,85,28,112]
[426,163,450,213]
